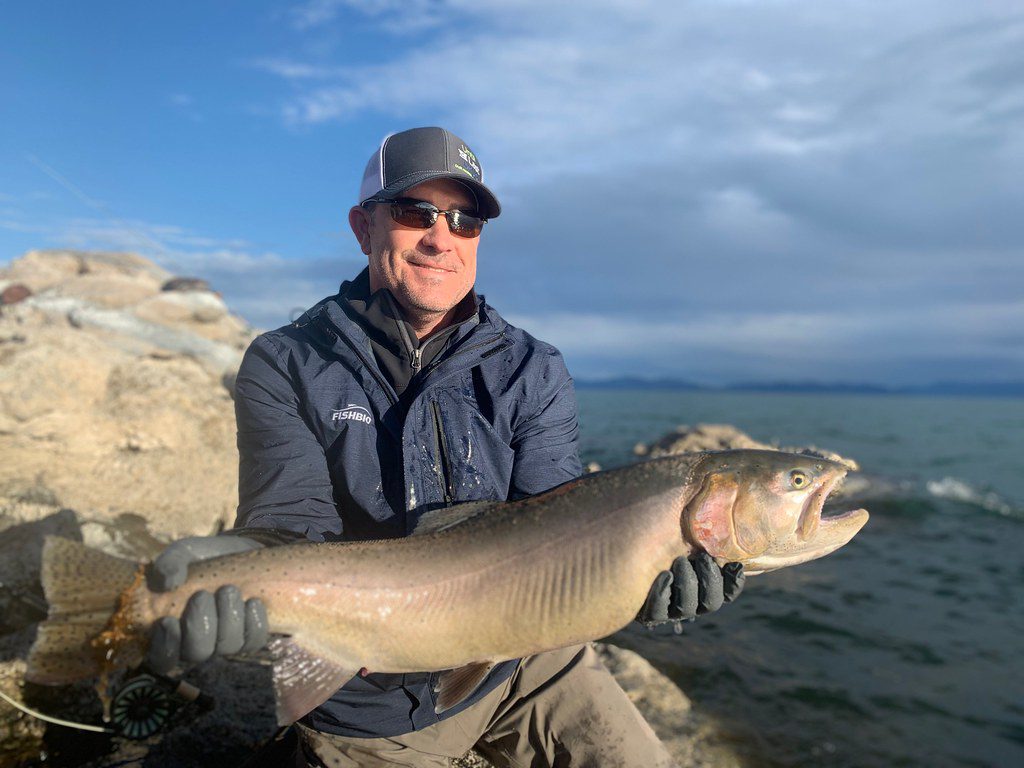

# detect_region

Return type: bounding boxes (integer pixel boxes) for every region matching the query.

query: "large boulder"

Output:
[0,250,257,539]
[634,422,856,469]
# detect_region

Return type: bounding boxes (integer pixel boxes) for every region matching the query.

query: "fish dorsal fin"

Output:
[434,661,496,714]
[411,500,497,536]
[268,636,355,725]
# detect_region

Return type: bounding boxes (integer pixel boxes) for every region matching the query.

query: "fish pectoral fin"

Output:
[268,636,355,726]
[434,661,496,714]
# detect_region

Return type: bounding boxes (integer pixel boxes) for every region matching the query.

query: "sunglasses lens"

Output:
[390,203,436,229]
[448,211,483,238]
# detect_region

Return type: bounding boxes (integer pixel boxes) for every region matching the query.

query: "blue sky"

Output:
[2,1,1022,385]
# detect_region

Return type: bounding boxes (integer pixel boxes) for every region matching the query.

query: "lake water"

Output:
[577,390,1024,768]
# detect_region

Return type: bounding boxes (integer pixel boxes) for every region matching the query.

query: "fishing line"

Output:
[24,153,172,259]
[0,688,114,733]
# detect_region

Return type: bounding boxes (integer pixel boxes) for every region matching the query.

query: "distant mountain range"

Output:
[575,378,1024,398]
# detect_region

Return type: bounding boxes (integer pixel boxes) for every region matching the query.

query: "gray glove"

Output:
[146,535,269,674]
[637,552,745,628]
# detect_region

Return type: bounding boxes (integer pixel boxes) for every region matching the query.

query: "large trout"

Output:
[26,449,868,724]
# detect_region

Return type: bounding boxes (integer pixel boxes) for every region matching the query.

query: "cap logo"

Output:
[456,145,481,178]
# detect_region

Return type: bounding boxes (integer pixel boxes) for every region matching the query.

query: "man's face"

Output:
[349,178,480,324]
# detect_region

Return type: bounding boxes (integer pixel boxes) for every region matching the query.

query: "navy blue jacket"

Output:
[233,277,582,738]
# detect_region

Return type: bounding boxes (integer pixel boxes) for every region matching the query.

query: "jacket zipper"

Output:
[383,292,425,373]
[430,400,454,505]
[418,336,509,382]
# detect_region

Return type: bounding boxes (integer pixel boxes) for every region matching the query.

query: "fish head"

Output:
[682,449,869,575]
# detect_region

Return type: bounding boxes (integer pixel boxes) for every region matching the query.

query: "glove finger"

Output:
[149,536,261,592]
[147,616,181,674]
[722,562,746,603]
[180,590,218,663]
[669,556,699,620]
[693,551,725,615]
[638,571,673,625]
[181,535,262,561]
[148,545,193,592]
[215,586,245,655]
[240,598,270,653]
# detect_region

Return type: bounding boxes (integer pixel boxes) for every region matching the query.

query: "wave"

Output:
[925,477,1021,518]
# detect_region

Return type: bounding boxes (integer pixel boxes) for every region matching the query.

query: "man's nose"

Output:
[420,214,456,252]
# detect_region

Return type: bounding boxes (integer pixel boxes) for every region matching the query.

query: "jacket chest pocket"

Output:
[430,382,515,503]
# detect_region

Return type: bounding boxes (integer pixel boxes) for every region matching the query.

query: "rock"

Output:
[634,423,772,458]
[1,283,32,306]
[162,277,212,293]
[3,250,172,295]
[634,423,857,470]
[0,250,257,540]
[1,656,47,767]
[138,290,227,324]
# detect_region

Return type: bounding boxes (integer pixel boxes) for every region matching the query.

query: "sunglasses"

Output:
[364,197,486,239]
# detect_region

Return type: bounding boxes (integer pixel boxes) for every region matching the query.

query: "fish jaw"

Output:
[739,507,869,575]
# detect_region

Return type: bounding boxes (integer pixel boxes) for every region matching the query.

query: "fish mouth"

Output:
[746,467,869,576]
[743,508,869,575]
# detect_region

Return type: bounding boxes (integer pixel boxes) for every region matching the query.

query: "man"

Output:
[148,127,744,767]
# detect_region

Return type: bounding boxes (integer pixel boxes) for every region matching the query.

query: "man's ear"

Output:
[348,206,373,256]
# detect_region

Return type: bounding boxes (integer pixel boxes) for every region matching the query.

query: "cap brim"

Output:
[370,171,501,219]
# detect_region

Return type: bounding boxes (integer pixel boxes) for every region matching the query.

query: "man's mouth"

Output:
[408,260,454,274]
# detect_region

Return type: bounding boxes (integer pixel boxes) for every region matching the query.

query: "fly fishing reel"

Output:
[109,671,214,740]
[109,674,173,739]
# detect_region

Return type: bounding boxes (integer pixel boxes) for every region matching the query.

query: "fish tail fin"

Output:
[26,536,145,684]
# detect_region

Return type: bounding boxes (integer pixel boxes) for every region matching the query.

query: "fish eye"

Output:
[789,470,811,490]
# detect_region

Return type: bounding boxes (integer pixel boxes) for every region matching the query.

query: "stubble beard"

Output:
[395,250,470,317]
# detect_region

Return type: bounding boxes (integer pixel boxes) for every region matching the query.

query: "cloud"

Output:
[269,2,1023,185]
[249,58,342,80]
[167,92,204,122]
[288,0,443,33]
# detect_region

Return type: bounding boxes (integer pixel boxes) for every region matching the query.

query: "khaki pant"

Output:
[297,644,677,768]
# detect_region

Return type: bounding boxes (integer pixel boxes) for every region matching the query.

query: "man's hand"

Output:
[146,535,270,674]
[636,552,745,628]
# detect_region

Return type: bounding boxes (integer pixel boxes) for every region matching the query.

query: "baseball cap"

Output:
[358,127,501,219]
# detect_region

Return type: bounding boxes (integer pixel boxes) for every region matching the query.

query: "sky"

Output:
[2,0,1022,386]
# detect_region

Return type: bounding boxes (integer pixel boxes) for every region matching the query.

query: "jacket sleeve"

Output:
[233,334,343,541]
[508,352,583,498]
